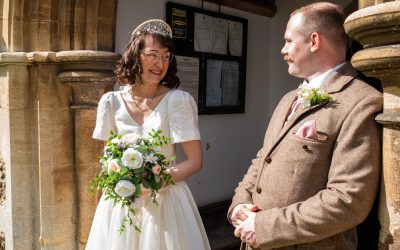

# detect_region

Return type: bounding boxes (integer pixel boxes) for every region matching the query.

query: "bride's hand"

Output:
[140,188,152,198]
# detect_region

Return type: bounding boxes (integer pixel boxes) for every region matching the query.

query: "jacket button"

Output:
[265,157,272,164]
[256,187,262,194]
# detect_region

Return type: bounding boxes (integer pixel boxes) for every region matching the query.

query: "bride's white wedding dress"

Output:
[86,88,210,250]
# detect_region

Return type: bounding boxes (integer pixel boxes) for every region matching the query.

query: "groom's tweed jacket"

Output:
[228,63,382,250]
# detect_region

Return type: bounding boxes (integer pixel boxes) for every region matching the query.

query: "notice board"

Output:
[166,2,248,114]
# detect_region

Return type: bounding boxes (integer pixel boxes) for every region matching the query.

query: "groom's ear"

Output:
[310,32,320,52]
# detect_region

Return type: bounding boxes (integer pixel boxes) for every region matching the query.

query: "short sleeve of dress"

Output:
[92,92,117,141]
[167,90,201,143]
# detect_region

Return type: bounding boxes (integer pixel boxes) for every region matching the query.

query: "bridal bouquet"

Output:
[89,129,175,234]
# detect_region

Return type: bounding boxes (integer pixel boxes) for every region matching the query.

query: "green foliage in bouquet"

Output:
[89,129,175,234]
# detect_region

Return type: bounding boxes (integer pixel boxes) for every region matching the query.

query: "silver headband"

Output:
[132,19,172,38]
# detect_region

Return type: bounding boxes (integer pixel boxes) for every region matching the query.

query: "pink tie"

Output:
[286,98,302,121]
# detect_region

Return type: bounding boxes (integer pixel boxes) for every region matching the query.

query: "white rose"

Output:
[107,159,121,174]
[122,133,141,146]
[114,180,136,197]
[121,148,143,169]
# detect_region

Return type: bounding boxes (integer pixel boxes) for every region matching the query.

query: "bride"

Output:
[86,19,211,250]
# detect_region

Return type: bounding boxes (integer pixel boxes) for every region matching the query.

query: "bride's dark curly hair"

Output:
[115,32,180,89]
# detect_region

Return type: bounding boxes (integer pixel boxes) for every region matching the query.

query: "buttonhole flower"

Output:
[297,83,331,108]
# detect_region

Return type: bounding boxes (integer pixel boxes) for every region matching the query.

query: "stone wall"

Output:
[1,0,117,52]
[0,51,118,249]
[0,0,119,249]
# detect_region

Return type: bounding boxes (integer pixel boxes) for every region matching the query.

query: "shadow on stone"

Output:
[199,200,241,250]
[357,194,380,250]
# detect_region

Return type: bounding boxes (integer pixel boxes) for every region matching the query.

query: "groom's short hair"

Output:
[291,2,348,50]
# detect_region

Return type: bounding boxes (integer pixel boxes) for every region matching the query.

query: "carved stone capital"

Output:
[350,45,400,80]
[376,113,400,127]
[56,50,120,108]
[345,1,400,48]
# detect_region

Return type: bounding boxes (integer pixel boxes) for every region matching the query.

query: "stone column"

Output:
[58,50,119,249]
[30,52,76,250]
[0,50,119,250]
[0,52,35,250]
[1,0,117,52]
[0,51,76,250]
[345,1,400,249]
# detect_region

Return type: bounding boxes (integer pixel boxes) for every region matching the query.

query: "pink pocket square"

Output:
[295,120,318,139]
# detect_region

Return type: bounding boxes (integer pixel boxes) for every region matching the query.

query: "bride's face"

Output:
[139,35,171,85]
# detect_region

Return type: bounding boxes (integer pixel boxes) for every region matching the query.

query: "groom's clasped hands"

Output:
[232,204,259,248]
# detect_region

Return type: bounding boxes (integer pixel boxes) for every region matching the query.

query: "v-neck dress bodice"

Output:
[92,88,200,160]
[86,89,210,250]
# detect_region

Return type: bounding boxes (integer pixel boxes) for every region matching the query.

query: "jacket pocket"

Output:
[292,131,329,143]
[285,133,334,203]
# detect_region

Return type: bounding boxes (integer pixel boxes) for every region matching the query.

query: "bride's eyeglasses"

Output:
[141,51,173,64]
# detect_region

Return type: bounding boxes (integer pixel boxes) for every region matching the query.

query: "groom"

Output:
[228,2,382,250]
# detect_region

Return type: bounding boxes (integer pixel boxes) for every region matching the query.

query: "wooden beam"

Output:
[202,0,277,17]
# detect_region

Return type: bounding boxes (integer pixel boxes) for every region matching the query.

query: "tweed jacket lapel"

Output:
[269,92,297,146]
[266,100,329,156]
[266,62,357,157]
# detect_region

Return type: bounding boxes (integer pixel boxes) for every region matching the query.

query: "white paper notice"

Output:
[175,55,200,103]
[206,59,223,106]
[228,20,243,56]
[194,13,212,53]
[211,17,228,55]
[221,61,240,105]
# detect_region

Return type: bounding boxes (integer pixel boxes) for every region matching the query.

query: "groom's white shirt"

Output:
[302,62,346,88]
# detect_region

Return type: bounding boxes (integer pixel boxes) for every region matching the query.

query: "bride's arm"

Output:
[139,140,202,198]
[167,140,202,183]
